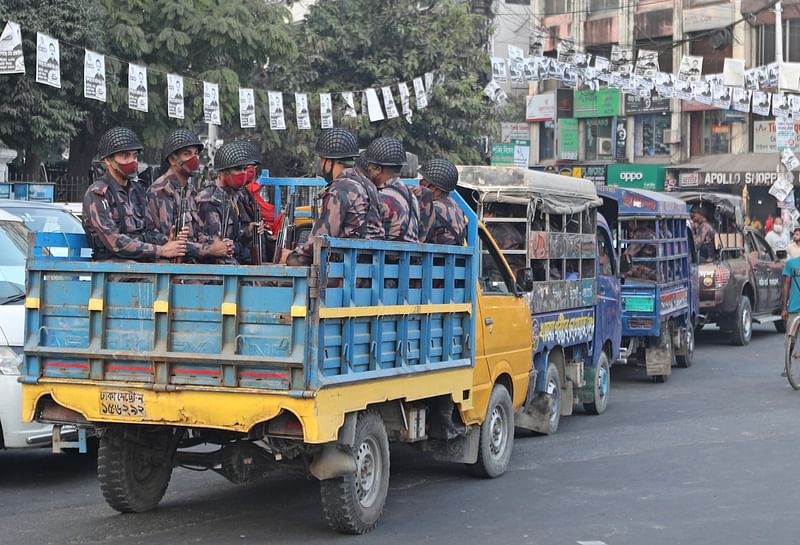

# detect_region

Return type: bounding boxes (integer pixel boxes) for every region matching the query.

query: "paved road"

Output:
[0,324,794,545]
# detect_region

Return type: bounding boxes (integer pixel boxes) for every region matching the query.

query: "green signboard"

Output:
[607,163,666,191]
[558,119,579,160]
[574,88,621,118]
[491,143,515,167]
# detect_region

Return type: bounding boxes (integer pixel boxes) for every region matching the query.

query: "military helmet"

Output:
[314,128,359,160]
[97,127,143,160]
[365,137,407,167]
[419,159,459,193]
[214,141,253,171]
[241,140,262,165]
[161,128,203,165]
[355,150,369,173]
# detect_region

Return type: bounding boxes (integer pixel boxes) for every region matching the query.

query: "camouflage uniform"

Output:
[295,169,384,259]
[196,184,255,264]
[145,171,214,260]
[692,219,717,262]
[410,185,435,242]
[82,174,160,261]
[429,193,466,245]
[379,177,419,242]
[487,222,526,272]
[624,225,657,280]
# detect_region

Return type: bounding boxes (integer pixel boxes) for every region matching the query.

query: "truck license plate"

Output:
[99,390,146,417]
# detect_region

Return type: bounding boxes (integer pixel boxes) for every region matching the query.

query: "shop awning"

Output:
[673,153,788,188]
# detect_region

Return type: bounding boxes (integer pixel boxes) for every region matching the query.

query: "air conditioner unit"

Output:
[663,129,681,144]
[597,137,613,156]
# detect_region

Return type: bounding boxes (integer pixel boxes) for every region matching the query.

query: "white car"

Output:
[0,200,86,449]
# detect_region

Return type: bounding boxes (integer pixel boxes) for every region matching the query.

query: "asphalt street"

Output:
[0,323,794,545]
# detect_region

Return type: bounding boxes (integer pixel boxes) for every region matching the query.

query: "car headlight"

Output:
[0,346,23,375]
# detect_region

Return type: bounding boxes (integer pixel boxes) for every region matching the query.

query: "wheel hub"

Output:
[598,364,609,397]
[355,438,380,508]
[743,307,752,338]
[488,406,505,457]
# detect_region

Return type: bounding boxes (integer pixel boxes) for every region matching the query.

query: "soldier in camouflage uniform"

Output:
[197,141,262,265]
[82,127,187,261]
[690,204,717,262]
[146,128,233,262]
[417,158,466,245]
[363,137,419,242]
[285,129,384,266]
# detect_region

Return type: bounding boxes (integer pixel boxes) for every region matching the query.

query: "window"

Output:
[750,231,775,262]
[588,0,618,15]
[635,114,671,157]
[544,0,572,16]
[597,228,615,276]
[756,20,800,65]
[691,110,731,155]
[539,121,555,160]
[479,229,515,295]
[584,117,613,161]
[689,31,731,75]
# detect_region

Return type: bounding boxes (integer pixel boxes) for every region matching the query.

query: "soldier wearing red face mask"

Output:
[197,141,260,264]
[146,128,233,262]
[82,127,187,261]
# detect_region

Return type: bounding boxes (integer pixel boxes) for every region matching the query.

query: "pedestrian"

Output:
[82,127,187,261]
[766,216,789,256]
[364,137,419,242]
[782,251,800,375]
[417,159,466,245]
[146,128,233,262]
[285,129,384,266]
[788,227,800,259]
[196,141,260,264]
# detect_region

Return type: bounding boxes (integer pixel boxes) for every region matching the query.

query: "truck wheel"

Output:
[97,427,174,513]
[730,296,753,346]
[320,411,390,535]
[542,362,561,434]
[468,384,514,478]
[676,325,694,368]
[583,352,610,415]
[775,319,787,333]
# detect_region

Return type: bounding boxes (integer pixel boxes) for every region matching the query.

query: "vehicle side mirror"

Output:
[515,267,534,293]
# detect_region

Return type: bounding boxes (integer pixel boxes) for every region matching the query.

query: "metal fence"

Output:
[8,173,91,203]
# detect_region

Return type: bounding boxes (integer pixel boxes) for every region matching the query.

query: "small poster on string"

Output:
[508,45,524,82]
[0,21,24,74]
[767,62,780,87]
[398,82,412,123]
[782,148,800,171]
[610,45,633,74]
[320,93,333,129]
[364,88,384,122]
[723,58,745,87]
[692,81,712,105]
[484,80,507,107]
[655,72,674,97]
[770,171,795,201]
[203,82,220,125]
[413,77,428,109]
[530,29,546,58]
[678,55,703,82]
[35,33,60,88]
[268,91,286,130]
[744,68,760,90]
[361,91,368,117]
[732,88,751,113]
[239,88,256,129]
[295,93,311,129]
[523,58,539,81]
[556,40,576,64]
[382,86,399,119]
[635,49,659,78]
[84,50,106,102]
[491,57,507,83]
[128,64,148,112]
[595,56,611,82]
[773,93,791,118]
[167,74,184,120]
[791,95,800,118]
[711,84,732,109]
[752,90,771,116]
[341,91,357,118]
[424,72,434,100]
[779,191,795,209]
[756,65,769,88]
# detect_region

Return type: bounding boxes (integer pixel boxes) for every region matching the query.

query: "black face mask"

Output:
[315,158,335,183]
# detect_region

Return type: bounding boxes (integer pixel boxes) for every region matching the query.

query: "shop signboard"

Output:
[546,164,607,186]
[491,143,515,167]
[624,94,671,114]
[693,171,788,187]
[574,88,621,118]
[754,119,800,154]
[526,93,555,122]
[513,139,530,169]
[558,118,579,160]
[501,122,530,143]
[607,163,666,191]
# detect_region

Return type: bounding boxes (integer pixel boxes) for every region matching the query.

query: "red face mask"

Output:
[223,171,248,189]
[180,155,201,175]
[245,164,257,183]
[114,160,139,179]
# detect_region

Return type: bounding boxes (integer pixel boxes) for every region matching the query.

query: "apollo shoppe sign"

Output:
[607,164,666,191]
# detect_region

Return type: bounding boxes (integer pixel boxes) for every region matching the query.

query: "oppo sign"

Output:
[619,171,644,182]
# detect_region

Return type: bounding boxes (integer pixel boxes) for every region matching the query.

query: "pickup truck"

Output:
[676,192,784,345]
[20,192,535,534]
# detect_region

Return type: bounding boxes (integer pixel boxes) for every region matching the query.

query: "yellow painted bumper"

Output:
[22,368,475,444]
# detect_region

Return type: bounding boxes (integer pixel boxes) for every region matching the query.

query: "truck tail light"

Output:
[714,266,730,287]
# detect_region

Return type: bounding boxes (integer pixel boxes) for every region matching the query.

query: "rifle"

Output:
[172,185,187,264]
[273,191,299,263]
[220,192,232,241]
[252,195,264,266]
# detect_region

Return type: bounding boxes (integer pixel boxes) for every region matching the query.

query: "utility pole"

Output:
[776,1,784,65]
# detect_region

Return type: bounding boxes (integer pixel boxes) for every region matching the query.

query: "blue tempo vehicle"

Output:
[458,166,621,433]
[597,186,699,383]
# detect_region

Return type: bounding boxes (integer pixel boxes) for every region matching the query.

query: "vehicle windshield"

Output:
[0,219,30,287]
[2,206,85,234]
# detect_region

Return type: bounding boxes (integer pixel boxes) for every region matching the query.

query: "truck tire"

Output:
[676,325,694,368]
[583,352,610,415]
[468,384,514,478]
[97,427,174,513]
[320,411,390,535]
[542,362,562,434]
[729,296,753,346]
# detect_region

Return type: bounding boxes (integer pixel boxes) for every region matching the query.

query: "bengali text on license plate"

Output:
[99,390,146,417]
